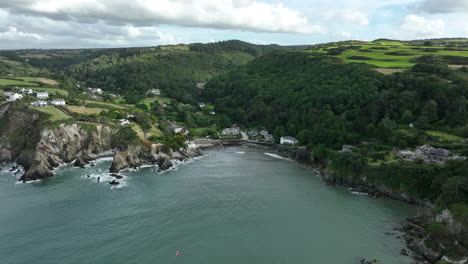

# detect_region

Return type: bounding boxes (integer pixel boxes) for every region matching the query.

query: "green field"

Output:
[427,131,464,142]
[35,106,71,121]
[307,40,468,68]
[0,78,37,86]
[0,89,3,96]
[13,77,58,85]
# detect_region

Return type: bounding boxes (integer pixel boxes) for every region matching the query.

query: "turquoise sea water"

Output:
[0,147,416,264]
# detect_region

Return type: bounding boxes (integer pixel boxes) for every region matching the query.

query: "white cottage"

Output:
[51,99,66,106]
[31,100,48,107]
[36,92,49,99]
[280,136,299,145]
[7,93,23,102]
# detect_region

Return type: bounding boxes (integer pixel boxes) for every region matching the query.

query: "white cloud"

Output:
[0,26,42,41]
[0,0,324,34]
[337,32,352,39]
[400,14,445,36]
[324,9,369,25]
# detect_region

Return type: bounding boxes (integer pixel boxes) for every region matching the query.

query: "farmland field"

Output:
[14,77,59,85]
[307,40,468,69]
[35,106,71,121]
[65,106,107,115]
[0,78,37,86]
[426,131,464,142]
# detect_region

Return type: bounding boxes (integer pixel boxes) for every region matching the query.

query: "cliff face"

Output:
[109,144,202,173]
[20,124,117,181]
[0,103,42,163]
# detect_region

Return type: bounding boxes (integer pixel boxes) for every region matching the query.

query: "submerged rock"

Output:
[110,174,124,179]
[109,180,120,185]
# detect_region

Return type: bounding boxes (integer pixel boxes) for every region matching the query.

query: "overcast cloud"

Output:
[0,0,466,49]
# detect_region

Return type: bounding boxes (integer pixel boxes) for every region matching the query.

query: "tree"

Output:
[422,100,438,122]
[415,116,430,130]
[401,110,414,124]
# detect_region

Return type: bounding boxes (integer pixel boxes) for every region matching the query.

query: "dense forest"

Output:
[67,41,300,104]
[203,51,468,148]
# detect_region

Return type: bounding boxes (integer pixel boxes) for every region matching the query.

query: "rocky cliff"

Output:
[0,103,42,163]
[109,144,202,173]
[0,102,119,181]
[20,124,117,181]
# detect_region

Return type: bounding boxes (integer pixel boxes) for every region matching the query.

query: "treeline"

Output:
[189,40,288,57]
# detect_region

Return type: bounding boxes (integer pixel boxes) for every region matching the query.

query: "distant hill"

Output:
[306,39,468,69]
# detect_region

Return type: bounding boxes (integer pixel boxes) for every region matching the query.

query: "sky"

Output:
[0,0,467,49]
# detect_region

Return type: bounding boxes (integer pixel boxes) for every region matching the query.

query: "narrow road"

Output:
[241,131,249,140]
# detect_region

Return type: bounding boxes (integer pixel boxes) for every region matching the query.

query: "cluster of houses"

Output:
[397,145,464,164]
[31,98,66,107]
[222,125,241,136]
[3,89,66,107]
[247,128,275,142]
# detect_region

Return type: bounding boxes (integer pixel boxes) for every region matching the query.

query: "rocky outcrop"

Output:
[20,124,117,181]
[436,209,465,240]
[0,103,42,163]
[322,171,435,208]
[109,143,202,173]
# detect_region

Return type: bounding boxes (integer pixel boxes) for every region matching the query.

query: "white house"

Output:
[51,99,66,106]
[36,92,49,99]
[222,125,240,135]
[147,89,161,96]
[120,119,130,126]
[31,100,47,107]
[199,103,206,108]
[7,93,23,102]
[280,136,299,145]
[20,88,33,94]
[196,83,206,89]
[89,88,103,94]
[171,123,189,135]
[209,111,216,115]
[3,92,13,97]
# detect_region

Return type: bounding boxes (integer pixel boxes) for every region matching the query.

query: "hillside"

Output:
[201,51,468,256]
[307,39,468,70]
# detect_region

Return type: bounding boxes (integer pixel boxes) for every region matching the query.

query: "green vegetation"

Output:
[0,78,37,86]
[307,39,468,68]
[36,106,71,121]
[68,40,301,104]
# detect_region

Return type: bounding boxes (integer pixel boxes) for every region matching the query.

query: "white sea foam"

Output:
[349,188,369,196]
[264,153,287,160]
[235,151,246,154]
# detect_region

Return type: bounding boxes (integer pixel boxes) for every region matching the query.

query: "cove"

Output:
[0,147,416,264]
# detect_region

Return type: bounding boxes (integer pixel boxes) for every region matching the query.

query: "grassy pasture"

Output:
[0,78,37,86]
[427,131,464,142]
[65,106,107,115]
[35,106,71,121]
[13,77,59,85]
[308,40,468,68]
